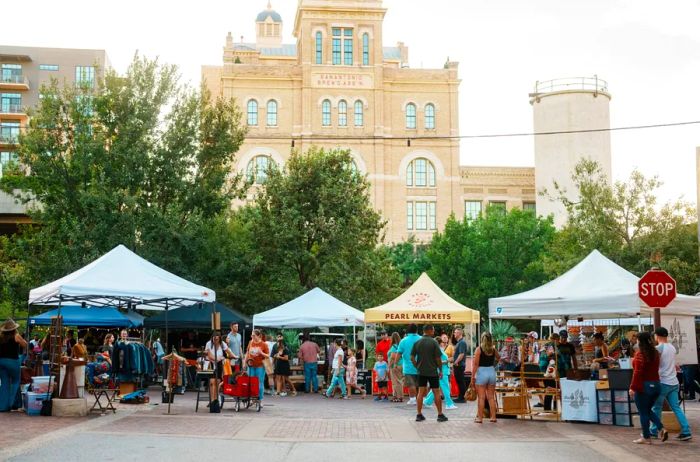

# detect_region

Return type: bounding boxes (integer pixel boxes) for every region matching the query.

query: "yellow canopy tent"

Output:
[365,273,480,325]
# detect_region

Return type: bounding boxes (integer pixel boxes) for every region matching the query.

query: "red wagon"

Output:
[220,373,261,412]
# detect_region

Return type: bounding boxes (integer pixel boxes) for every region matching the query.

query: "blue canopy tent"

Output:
[29,306,145,328]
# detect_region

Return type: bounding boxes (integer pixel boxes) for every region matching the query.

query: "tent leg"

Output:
[352,325,356,349]
[637,314,641,331]
[165,301,169,352]
[363,324,367,368]
[488,318,492,334]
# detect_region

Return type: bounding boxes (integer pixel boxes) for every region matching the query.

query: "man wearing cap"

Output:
[650,327,692,441]
[557,330,578,374]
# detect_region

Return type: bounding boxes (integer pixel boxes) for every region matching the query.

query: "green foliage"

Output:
[386,236,431,287]
[427,208,556,320]
[0,55,247,313]
[543,159,699,294]
[247,147,401,309]
[489,320,519,341]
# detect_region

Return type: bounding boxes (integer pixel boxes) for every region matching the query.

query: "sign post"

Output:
[638,269,677,329]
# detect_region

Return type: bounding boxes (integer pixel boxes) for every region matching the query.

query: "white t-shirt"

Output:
[333,347,344,369]
[657,342,679,386]
[205,341,229,363]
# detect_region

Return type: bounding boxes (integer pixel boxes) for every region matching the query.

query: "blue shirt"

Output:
[397,333,421,375]
[374,361,388,381]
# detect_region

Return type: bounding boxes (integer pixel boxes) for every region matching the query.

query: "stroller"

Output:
[220,371,261,412]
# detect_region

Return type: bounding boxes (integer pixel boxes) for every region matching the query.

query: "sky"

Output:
[4,0,700,206]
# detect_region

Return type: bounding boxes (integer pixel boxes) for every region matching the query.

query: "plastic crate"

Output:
[615,413,631,426]
[597,389,611,401]
[598,401,612,413]
[613,390,629,402]
[614,401,630,414]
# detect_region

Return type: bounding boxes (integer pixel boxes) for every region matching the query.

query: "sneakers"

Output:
[632,438,652,444]
[676,434,692,441]
[279,392,287,397]
[415,413,426,422]
[342,395,349,400]
[437,414,448,422]
[660,429,669,442]
[407,398,417,405]
[382,397,389,402]
[374,396,382,401]
[445,404,458,410]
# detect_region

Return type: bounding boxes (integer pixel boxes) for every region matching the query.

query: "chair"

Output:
[89,386,118,414]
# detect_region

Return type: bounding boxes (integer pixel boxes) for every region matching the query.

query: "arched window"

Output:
[362,33,369,66]
[338,100,347,126]
[322,99,331,126]
[425,103,435,129]
[246,155,275,185]
[354,100,363,126]
[406,158,436,187]
[315,31,323,64]
[406,103,416,129]
[266,100,278,126]
[247,100,258,126]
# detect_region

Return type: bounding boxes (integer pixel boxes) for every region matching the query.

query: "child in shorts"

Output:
[373,353,389,401]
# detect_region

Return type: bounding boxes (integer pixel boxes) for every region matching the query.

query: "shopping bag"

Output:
[223,359,233,377]
[465,386,477,402]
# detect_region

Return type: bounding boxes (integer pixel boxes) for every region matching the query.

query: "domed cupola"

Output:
[256,2,283,47]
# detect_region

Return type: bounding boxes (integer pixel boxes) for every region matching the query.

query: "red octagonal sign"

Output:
[638,270,677,308]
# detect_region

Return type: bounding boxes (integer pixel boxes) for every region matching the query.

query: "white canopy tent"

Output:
[253,287,364,329]
[29,244,215,309]
[489,250,700,322]
[28,244,216,350]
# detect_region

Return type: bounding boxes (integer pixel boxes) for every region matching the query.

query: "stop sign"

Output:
[638,270,677,308]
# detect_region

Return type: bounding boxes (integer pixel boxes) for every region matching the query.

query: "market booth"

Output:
[489,249,700,425]
[253,287,365,389]
[365,273,481,395]
[27,244,215,416]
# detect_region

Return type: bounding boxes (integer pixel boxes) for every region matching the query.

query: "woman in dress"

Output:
[0,319,27,412]
[101,333,115,358]
[472,331,499,423]
[345,348,366,398]
[273,335,296,396]
[630,332,667,444]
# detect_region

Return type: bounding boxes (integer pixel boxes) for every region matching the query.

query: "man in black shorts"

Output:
[411,325,447,422]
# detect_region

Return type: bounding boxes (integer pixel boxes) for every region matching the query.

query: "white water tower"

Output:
[530,76,612,228]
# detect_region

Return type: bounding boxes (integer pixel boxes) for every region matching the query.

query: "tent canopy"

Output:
[253,288,364,328]
[28,244,215,310]
[365,273,480,324]
[144,302,251,329]
[29,306,144,328]
[489,250,700,320]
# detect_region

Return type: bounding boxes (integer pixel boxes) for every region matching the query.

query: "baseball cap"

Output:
[528,331,538,340]
[654,327,669,337]
[558,329,568,338]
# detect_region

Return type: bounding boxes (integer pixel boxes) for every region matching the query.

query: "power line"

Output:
[7,119,700,143]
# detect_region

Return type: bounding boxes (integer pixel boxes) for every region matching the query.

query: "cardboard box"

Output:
[500,394,528,413]
[632,411,681,432]
[599,369,609,380]
[595,380,609,390]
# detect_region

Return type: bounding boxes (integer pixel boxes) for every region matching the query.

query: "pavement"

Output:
[1,388,698,461]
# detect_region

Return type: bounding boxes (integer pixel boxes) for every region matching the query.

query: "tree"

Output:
[543,159,699,294]
[428,208,556,320]
[386,236,431,287]
[248,147,401,309]
[0,55,247,315]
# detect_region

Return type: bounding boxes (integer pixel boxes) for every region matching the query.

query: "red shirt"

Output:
[630,351,660,393]
[376,338,392,362]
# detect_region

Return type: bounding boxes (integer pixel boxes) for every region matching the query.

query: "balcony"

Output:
[0,103,24,115]
[0,74,30,91]
[0,129,20,145]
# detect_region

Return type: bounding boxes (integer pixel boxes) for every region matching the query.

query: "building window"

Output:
[489,201,507,216]
[0,121,20,144]
[1,93,22,113]
[354,100,363,126]
[362,33,370,66]
[246,155,275,184]
[332,28,342,65]
[0,151,18,166]
[322,99,331,126]
[247,100,258,126]
[406,103,416,129]
[332,28,353,65]
[315,31,323,64]
[338,100,347,127]
[425,104,435,129]
[266,100,278,126]
[407,201,437,231]
[523,202,536,214]
[75,66,95,88]
[464,200,482,220]
[343,29,353,65]
[1,64,21,83]
[39,64,59,71]
[406,158,436,187]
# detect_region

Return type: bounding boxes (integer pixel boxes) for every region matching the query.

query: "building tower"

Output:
[530,76,612,228]
[255,1,283,47]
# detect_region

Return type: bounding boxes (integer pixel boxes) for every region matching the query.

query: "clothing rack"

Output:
[162,347,186,415]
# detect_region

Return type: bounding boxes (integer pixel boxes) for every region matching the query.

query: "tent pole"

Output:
[637,314,641,331]
[488,317,492,334]
[165,301,169,352]
[363,323,367,368]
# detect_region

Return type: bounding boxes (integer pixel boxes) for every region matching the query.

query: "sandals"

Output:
[474,418,483,423]
[489,418,497,423]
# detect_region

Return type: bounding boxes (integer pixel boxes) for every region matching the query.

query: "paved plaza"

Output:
[0,388,698,461]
